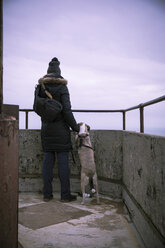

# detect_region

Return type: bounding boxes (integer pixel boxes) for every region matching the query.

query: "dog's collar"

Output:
[78,133,89,138]
[78,135,93,150]
[79,143,93,150]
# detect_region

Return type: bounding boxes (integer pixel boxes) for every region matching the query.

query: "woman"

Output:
[37,57,79,202]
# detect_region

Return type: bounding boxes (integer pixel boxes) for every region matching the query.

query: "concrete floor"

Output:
[18,193,143,248]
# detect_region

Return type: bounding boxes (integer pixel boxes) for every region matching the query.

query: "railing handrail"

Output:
[124,95,165,112]
[19,109,124,113]
[19,95,165,132]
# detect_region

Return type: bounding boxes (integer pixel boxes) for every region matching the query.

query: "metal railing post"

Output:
[140,106,144,133]
[123,111,126,130]
[25,111,28,129]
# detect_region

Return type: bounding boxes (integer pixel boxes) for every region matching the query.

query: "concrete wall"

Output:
[19,130,123,198]
[19,129,165,247]
[122,132,165,247]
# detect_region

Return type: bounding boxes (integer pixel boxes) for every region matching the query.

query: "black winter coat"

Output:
[37,73,79,152]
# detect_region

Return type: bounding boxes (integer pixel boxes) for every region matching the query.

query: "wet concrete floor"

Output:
[18,193,143,248]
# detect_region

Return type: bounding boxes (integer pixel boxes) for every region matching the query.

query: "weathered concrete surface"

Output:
[123,188,164,248]
[19,178,81,194]
[18,193,142,248]
[19,130,80,178]
[19,130,122,198]
[19,130,43,176]
[123,132,165,246]
[18,129,165,247]
[19,200,92,229]
[93,130,123,181]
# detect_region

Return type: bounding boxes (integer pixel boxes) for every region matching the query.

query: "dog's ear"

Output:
[86,124,90,132]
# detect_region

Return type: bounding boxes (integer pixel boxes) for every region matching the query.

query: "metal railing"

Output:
[19,95,165,132]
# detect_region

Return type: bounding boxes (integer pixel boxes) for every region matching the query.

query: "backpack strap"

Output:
[40,82,53,99]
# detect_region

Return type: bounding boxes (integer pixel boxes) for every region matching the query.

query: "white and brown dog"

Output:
[75,123,100,204]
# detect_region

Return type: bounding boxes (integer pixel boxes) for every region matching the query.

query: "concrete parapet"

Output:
[19,130,123,198]
[122,131,165,247]
[19,129,165,247]
[92,130,123,181]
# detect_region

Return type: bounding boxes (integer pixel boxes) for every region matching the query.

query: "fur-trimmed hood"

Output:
[38,73,67,85]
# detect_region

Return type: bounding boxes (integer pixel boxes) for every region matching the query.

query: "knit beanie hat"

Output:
[47,57,61,75]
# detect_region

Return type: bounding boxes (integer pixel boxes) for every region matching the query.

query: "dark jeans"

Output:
[42,151,71,200]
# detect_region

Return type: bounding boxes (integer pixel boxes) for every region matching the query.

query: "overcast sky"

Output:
[3,0,165,134]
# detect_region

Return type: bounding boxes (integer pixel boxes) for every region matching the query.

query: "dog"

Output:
[75,123,100,204]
